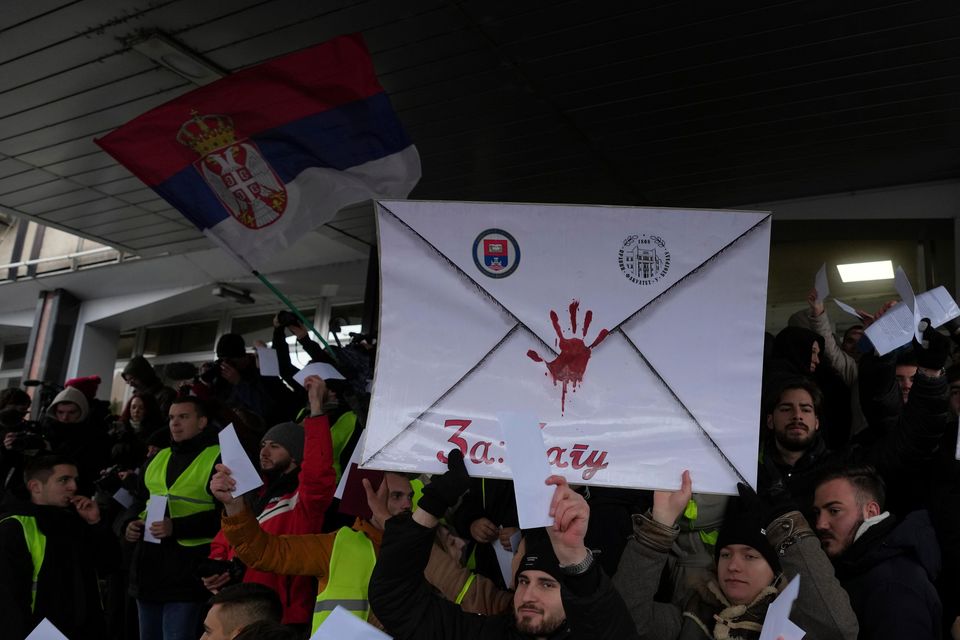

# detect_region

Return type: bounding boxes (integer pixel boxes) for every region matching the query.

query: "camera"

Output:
[95,464,124,494]
[276,310,301,328]
[7,422,45,452]
[196,557,245,581]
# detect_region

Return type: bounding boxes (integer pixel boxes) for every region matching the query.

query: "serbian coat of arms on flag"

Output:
[97,34,420,268]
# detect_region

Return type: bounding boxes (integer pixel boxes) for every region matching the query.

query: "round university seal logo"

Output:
[473,229,520,278]
[618,234,670,285]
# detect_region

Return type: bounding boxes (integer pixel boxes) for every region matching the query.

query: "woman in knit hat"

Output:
[612,471,859,640]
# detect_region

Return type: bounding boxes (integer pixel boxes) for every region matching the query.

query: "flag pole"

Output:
[251,269,337,359]
[204,232,338,361]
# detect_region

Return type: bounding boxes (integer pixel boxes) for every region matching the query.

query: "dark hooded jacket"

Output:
[761,369,949,514]
[0,497,118,640]
[40,387,111,497]
[834,510,941,640]
[764,327,852,448]
[369,511,640,640]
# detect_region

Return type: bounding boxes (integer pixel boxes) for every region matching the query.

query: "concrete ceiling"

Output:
[1,1,958,258]
[1,1,959,341]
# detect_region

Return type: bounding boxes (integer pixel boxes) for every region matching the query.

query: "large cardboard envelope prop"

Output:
[362,201,771,494]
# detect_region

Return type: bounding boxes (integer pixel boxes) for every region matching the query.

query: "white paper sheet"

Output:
[25,619,69,640]
[493,529,523,588]
[256,346,280,377]
[894,266,923,343]
[219,423,263,497]
[833,298,865,320]
[498,411,554,529]
[335,430,367,500]
[112,487,135,508]
[759,574,804,640]
[814,263,829,302]
[311,605,392,639]
[143,495,167,544]
[293,361,345,387]
[865,286,960,355]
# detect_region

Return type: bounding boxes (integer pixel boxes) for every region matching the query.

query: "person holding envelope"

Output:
[613,471,858,640]
[368,450,640,639]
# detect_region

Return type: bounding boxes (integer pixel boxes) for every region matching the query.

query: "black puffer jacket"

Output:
[834,510,942,640]
[761,370,949,513]
[370,512,640,640]
[0,498,118,640]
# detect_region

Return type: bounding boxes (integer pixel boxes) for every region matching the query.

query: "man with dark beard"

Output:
[759,326,949,513]
[812,466,940,640]
[204,375,336,634]
[369,450,639,639]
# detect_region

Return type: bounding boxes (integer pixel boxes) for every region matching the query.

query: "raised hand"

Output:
[210,463,244,515]
[304,375,328,416]
[546,475,590,565]
[362,475,391,530]
[806,288,824,317]
[651,470,692,526]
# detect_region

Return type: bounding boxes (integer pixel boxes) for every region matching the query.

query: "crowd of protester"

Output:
[0,294,958,640]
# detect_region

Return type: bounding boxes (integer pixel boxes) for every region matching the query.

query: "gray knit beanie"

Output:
[261,422,304,464]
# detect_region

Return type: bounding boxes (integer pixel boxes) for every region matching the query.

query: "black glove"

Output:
[736,481,798,529]
[914,317,950,370]
[418,449,470,518]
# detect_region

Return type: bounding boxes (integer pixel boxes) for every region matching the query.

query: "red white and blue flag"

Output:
[97,34,420,268]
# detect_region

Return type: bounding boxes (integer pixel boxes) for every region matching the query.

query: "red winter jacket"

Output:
[209,414,335,624]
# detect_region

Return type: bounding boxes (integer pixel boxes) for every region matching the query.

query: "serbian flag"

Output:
[96,34,420,269]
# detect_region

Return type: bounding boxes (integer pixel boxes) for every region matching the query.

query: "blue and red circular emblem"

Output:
[473,229,520,278]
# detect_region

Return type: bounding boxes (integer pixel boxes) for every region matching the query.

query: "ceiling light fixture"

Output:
[130,32,226,86]
[836,260,895,283]
[212,284,255,304]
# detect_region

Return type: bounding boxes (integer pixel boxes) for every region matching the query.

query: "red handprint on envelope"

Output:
[527,300,609,414]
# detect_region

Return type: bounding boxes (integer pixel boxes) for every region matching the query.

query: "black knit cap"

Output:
[714,513,782,574]
[515,528,563,583]
[216,333,246,359]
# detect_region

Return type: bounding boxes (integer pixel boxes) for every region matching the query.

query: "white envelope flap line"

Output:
[379,200,768,351]
[377,202,560,359]
[616,328,750,485]
[363,323,522,465]
[608,214,772,337]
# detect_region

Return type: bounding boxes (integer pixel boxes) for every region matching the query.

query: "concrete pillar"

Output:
[22,288,81,419]
[67,322,120,401]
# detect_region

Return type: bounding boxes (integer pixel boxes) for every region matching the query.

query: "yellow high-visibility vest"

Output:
[141,444,220,547]
[311,528,377,632]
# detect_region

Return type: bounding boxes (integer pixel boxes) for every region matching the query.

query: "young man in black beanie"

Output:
[368,450,640,639]
[613,471,859,640]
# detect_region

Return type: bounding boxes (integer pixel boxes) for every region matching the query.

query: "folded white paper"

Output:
[865,286,960,355]
[112,487,135,509]
[893,266,922,343]
[293,361,345,387]
[494,529,523,588]
[498,411,554,529]
[143,495,167,544]
[814,263,829,303]
[26,619,69,640]
[256,346,280,377]
[311,605,392,639]
[219,423,263,497]
[833,298,864,320]
[758,574,804,640]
